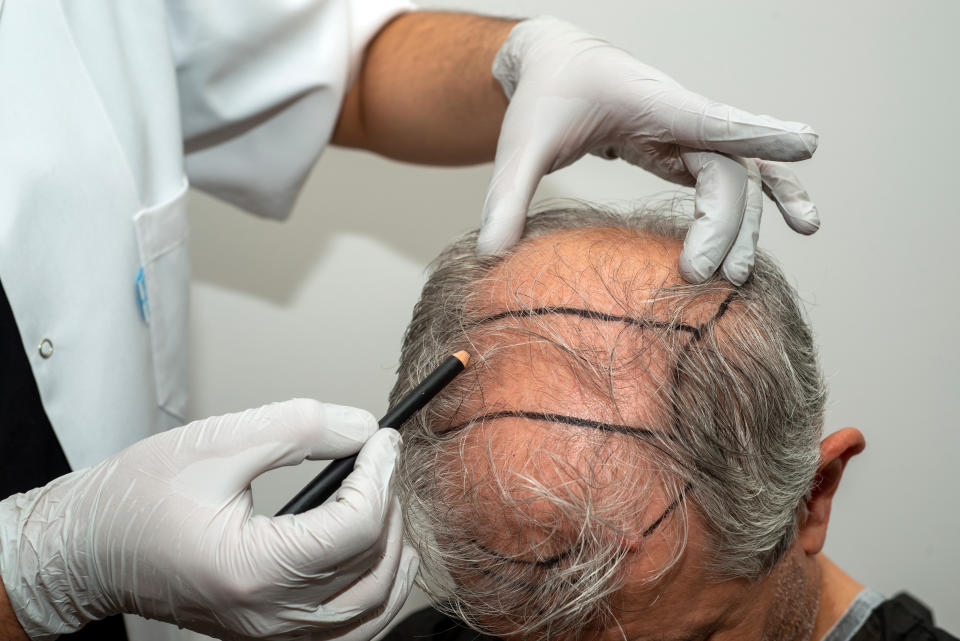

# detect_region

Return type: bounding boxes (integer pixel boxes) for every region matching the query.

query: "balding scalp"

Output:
[391,203,825,640]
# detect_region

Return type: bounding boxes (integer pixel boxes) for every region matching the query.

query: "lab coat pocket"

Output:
[133,184,190,421]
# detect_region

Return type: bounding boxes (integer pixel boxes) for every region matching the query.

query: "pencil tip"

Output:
[452,350,470,367]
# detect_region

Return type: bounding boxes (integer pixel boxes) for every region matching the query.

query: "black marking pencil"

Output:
[276,351,470,515]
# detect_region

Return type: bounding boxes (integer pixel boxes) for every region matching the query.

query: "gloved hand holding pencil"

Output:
[0,399,416,641]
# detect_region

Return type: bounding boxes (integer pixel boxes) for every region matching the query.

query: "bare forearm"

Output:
[0,577,29,641]
[333,11,515,165]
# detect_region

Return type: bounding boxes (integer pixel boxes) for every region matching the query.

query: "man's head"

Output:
[392,205,863,641]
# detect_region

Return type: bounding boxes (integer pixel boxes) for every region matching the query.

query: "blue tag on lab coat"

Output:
[136,267,150,324]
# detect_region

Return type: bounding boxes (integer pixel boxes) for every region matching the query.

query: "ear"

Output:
[797,427,866,555]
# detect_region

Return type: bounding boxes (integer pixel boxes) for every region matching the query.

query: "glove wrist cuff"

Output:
[0,481,115,639]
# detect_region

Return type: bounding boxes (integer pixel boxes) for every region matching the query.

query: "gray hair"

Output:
[390,203,826,640]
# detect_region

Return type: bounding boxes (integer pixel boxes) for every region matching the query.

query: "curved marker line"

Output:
[466,482,694,568]
[470,539,575,569]
[439,411,694,477]
[443,289,738,574]
[442,410,667,438]
[471,306,700,334]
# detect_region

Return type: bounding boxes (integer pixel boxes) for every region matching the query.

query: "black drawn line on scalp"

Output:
[467,481,695,570]
[665,291,739,485]
[446,291,738,582]
[713,291,737,322]
[440,410,693,477]
[471,538,575,569]
[669,291,739,437]
[440,294,740,479]
[442,410,668,439]
[472,306,699,334]
[642,482,693,537]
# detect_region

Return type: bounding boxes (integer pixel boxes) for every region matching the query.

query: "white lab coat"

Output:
[0,0,411,471]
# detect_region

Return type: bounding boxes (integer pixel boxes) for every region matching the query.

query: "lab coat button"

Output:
[38,338,54,359]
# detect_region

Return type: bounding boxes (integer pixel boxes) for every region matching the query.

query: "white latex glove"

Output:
[479,16,820,285]
[0,399,418,641]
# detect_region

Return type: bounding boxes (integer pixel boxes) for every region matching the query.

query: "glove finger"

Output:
[311,541,419,641]
[756,159,821,235]
[278,430,400,569]
[477,96,569,254]
[720,160,763,286]
[678,150,748,283]
[303,500,409,626]
[663,88,819,161]
[164,399,379,496]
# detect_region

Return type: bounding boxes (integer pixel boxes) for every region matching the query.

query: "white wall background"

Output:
[134,1,960,638]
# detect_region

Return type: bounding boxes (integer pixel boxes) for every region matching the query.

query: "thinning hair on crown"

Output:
[390,202,826,641]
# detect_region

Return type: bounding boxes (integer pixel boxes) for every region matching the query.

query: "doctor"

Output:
[0,3,820,641]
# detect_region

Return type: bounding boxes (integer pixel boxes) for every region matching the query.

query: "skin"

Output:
[0,11,516,638]
[441,229,867,641]
[0,580,27,641]
[332,12,514,164]
[586,427,866,641]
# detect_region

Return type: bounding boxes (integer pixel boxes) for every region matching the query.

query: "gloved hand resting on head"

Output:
[0,399,417,641]
[478,16,820,285]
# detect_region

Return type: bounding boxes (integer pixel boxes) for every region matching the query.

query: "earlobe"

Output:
[798,427,866,555]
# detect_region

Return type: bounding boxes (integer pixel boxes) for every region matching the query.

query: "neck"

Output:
[809,554,865,641]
